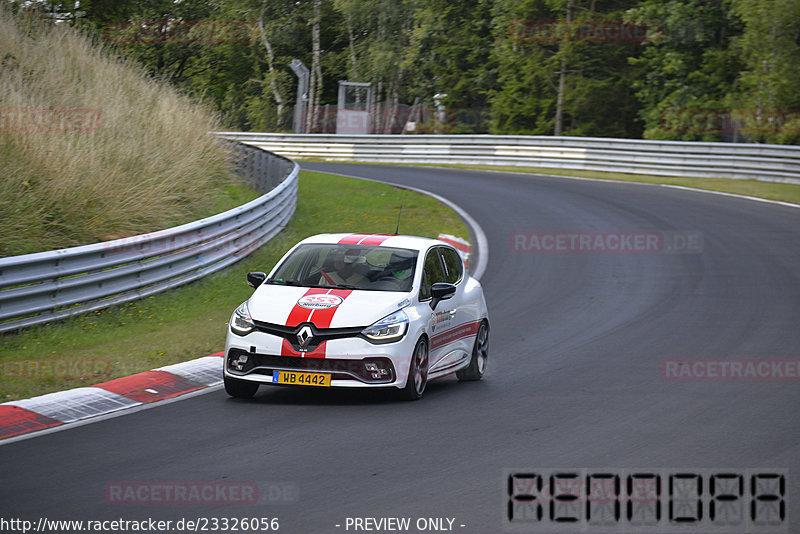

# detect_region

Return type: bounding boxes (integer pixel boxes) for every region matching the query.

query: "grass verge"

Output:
[0,5,240,255]
[0,170,468,401]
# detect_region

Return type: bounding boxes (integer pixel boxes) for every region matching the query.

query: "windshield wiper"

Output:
[304,283,361,290]
[266,279,363,291]
[266,278,304,286]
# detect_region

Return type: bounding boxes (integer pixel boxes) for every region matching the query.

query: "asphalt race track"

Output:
[1,163,799,533]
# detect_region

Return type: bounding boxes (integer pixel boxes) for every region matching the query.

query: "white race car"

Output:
[223,233,489,400]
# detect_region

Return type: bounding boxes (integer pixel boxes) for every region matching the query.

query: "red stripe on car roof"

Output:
[338,233,392,245]
[338,233,371,244]
[359,234,392,245]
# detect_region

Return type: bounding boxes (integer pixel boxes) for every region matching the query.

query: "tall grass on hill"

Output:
[0,5,239,256]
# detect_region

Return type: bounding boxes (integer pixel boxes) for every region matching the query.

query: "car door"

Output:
[422,246,468,373]
[438,245,477,361]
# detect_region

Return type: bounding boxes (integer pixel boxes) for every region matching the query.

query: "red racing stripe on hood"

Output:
[307,289,352,329]
[285,288,328,328]
[282,288,353,358]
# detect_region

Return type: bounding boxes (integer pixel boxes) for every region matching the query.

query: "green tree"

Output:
[490,0,642,137]
[726,0,800,143]
[626,0,743,140]
[403,0,495,133]
[16,0,797,143]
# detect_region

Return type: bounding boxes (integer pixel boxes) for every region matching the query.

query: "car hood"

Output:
[247,285,411,328]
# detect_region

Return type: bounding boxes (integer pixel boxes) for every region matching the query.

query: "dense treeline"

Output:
[9,0,800,143]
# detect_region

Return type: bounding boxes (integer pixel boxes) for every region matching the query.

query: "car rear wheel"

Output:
[401,338,428,401]
[457,321,488,381]
[224,375,259,398]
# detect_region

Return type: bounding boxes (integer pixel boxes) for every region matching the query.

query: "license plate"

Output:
[272,370,331,387]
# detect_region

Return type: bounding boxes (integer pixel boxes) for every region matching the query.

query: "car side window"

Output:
[440,246,463,285]
[419,248,446,300]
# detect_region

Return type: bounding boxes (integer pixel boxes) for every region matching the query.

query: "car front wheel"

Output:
[401,338,429,401]
[224,375,259,399]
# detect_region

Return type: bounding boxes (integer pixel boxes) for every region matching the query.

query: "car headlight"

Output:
[362,309,408,343]
[230,301,254,336]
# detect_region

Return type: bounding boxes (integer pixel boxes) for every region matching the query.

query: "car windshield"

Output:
[267,244,418,292]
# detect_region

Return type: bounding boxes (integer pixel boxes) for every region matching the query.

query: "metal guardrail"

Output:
[214,133,800,185]
[0,144,298,334]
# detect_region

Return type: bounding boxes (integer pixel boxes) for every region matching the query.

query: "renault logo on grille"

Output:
[297,325,313,347]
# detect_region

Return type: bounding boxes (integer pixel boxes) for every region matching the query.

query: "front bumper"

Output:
[226,348,397,385]
[224,328,414,389]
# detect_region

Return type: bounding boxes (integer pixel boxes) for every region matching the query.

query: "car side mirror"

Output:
[247,271,267,289]
[430,282,456,310]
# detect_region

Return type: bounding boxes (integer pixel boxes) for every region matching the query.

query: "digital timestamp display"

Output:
[503,468,787,533]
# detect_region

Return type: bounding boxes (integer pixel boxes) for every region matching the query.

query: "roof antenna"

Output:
[394,206,403,235]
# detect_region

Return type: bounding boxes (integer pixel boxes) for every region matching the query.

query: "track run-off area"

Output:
[1,162,799,533]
